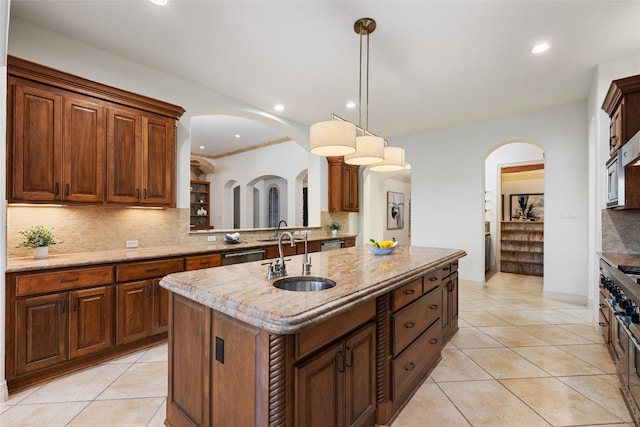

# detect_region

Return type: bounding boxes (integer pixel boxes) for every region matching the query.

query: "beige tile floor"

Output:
[0,272,634,426]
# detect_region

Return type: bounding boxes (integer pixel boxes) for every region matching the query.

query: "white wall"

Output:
[362,169,411,245]
[207,140,309,230]
[393,103,588,302]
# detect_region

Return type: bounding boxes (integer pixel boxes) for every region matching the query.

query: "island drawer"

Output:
[185,254,222,271]
[116,258,184,282]
[16,266,114,297]
[392,286,441,356]
[392,318,442,401]
[392,278,423,311]
[295,298,376,360]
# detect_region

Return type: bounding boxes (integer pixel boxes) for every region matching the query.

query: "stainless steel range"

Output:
[600,260,640,423]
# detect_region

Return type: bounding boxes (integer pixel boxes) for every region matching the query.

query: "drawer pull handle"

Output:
[146,267,160,272]
[405,289,416,295]
[599,322,606,327]
[430,338,439,345]
[430,304,438,310]
[60,278,79,283]
[345,346,353,368]
[337,351,346,373]
[429,277,438,282]
[404,362,416,371]
[200,261,210,265]
[405,321,416,329]
[599,303,605,308]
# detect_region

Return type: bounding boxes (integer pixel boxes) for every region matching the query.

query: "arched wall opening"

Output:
[484,141,545,277]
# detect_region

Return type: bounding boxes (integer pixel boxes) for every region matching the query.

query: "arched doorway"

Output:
[485,142,545,277]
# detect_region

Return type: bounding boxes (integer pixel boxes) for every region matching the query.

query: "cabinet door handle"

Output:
[72,297,78,311]
[154,283,159,295]
[146,285,151,297]
[430,304,438,310]
[405,289,416,295]
[59,277,79,283]
[136,188,140,199]
[345,346,353,368]
[65,183,70,196]
[430,338,439,345]
[143,189,147,199]
[404,362,416,371]
[60,299,66,313]
[405,321,416,329]
[54,182,59,195]
[336,351,346,373]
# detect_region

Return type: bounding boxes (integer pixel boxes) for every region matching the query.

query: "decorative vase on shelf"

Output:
[332,229,337,237]
[34,246,49,259]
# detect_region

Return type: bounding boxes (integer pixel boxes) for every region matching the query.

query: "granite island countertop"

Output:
[6,234,357,273]
[160,245,466,335]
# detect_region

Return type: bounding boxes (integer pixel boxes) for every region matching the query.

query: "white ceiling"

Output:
[9,0,640,157]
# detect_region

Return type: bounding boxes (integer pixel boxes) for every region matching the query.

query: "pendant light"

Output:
[310,17,406,171]
[344,18,384,165]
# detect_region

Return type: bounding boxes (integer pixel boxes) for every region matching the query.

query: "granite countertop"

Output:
[600,252,640,269]
[6,234,357,273]
[160,245,466,335]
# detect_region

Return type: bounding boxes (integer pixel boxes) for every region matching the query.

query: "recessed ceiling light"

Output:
[235,134,240,138]
[149,0,168,6]
[199,145,205,149]
[346,102,356,109]
[274,104,284,111]
[531,42,550,54]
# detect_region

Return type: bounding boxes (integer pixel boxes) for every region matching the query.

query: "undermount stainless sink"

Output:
[273,276,336,292]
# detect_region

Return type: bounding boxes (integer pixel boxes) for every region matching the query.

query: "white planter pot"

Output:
[34,246,49,259]
[331,229,337,237]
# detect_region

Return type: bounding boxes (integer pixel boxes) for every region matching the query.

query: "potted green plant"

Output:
[328,221,341,237]
[17,225,62,259]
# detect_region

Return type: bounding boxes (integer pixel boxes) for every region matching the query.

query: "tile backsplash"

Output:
[7,206,189,257]
[602,209,640,253]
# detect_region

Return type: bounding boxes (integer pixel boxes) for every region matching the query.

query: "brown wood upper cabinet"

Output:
[602,74,640,155]
[328,156,360,212]
[7,56,183,206]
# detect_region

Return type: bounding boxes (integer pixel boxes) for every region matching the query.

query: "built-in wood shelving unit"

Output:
[500,221,543,276]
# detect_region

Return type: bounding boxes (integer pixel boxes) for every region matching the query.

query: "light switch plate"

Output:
[126,239,139,248]
[207,235,216,242]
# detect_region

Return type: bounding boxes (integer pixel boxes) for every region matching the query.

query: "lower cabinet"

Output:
[115,257,183,344]
[15,285,113,375]
[442,264,459,343]
[295,323,376,427]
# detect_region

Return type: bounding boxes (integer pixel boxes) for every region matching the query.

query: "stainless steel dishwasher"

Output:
[221,248,265,265]
[321,239,344,251]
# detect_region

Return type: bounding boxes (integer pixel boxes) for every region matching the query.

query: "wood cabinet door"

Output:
[16,293,68,374]
[11,80,63,201]
[296,341,343,427]
[63,96,105,202]
[69,286,113,358]
[116,280,152,345]
[107,107,142,204]
[344,323,376,427]
[342,165,359,212]
[142,116,174,206]
[151,279,169,335]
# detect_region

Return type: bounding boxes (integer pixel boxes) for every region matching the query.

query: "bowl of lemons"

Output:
[366,239,398,255]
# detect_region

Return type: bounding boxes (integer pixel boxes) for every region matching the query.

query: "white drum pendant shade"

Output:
[310,120,357,156]
[369,146,405,172]
[344,135,385,165]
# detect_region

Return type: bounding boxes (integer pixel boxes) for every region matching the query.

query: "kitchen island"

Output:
[160,245,466,427]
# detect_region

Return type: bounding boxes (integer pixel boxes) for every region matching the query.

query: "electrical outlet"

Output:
[126,239,139,248]
[207,235,216,242]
